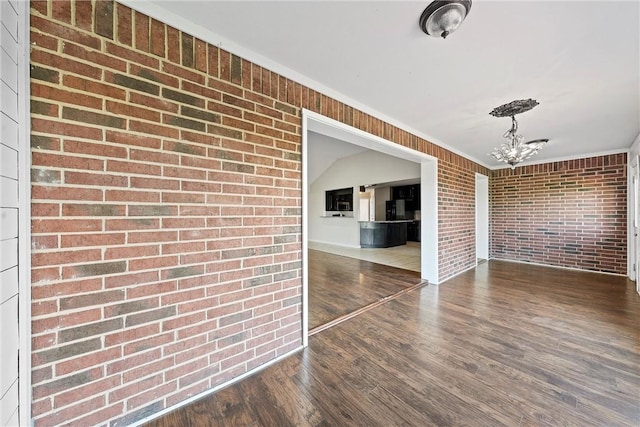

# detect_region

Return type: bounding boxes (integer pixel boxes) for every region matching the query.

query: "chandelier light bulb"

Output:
[488,99,549,168]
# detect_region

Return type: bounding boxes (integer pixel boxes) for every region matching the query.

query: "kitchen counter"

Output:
[359,221,408,248]
[358,220,413,223]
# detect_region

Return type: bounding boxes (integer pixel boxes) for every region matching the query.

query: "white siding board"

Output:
[0,295,18,397]
[0,207,18,240]
[0,176,17,207]
[0,1,17,39]
[0,266,18,305]
[1,144,18,179]
[0,380,18,426]
[1,81,17,121]
[2,1,27,424]
[0,25,17,63]
[0,238,17,272]
[1,49,17,91]
[1,112,18,150]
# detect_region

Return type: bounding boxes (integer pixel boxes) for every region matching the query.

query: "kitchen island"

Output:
[358,220,412,248]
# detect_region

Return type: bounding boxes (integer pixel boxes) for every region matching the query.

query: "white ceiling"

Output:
[127,1,640,169]
[307,132,368,184]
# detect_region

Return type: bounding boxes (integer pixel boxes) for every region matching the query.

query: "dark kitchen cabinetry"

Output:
[392,184,420,211]
[407,221,421,242]
[359,221,408,248]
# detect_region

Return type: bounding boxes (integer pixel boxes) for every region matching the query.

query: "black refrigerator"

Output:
[385,199,406,220]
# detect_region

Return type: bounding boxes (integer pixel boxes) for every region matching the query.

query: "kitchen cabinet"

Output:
[359,221,409,248]
[407,220,421,242]
[392,184,420,211]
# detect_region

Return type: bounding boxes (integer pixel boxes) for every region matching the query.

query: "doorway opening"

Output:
[301,109,438,345]
[475,173,489,264]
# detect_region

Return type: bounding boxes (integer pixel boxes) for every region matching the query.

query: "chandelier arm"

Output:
[489,99,548,168]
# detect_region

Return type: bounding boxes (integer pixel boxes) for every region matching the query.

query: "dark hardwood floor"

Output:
[146,260,640,426]
[308,249,423,330]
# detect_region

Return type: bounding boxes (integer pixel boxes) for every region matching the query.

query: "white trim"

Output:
[117,0,493,170]
[117,1,634,173]
[302,108,440,340]
[302,109,440,286]
[17,0,31,425]
[301,113,309,347]
[628,156,637,280]
[420,160,439,284]
[130,346,303,427]
[475,173,489,263]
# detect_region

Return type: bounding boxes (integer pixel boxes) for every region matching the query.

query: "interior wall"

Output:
[491,154,627,274]
[475,174,489,261]
[438,159,479,279]
[308,148,420,247]
[29,1,489,424]
[0,1,27,425]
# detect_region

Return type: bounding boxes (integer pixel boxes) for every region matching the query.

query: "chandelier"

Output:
[489,99,549,168]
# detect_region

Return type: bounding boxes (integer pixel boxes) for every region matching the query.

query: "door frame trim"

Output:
[18,0,32,424]
[301,109,438,346]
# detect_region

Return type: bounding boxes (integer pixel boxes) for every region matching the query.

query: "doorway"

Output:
[631,156,640,294]
[301,109,438,345]
[475,173,489,263]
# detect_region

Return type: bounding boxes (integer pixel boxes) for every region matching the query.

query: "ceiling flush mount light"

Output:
[489,99,549,169]
[419,0,472,39]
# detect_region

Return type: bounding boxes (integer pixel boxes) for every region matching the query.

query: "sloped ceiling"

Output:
[124,1,640,169]
[307,132,368,185]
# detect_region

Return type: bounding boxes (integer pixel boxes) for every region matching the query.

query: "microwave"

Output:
[336,201,351,211]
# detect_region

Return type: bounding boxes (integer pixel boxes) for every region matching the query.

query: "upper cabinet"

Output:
[392,184,421,211]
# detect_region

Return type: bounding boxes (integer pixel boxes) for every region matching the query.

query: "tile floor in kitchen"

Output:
[308,241,421,272]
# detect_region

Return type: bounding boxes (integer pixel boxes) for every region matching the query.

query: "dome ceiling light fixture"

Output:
[489,99,550,169]
[419,0,472,39]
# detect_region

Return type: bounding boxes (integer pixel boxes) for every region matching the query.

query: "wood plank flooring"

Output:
[308,249,423,330]
[146,260,640,426]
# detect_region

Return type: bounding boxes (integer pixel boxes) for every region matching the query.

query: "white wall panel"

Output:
[0,207,18,240]
[0,380,18,426]
[0,266,18,305]
[0,295,18,397]
[0,26,18,63]
[2,1,28,424]
[1,49,18,91]
[0,238,17,272]
[1,144,18,179]
[1,112,18,150]
[0,176,17,208]
[0,81,17,122]
[1,1,17,38]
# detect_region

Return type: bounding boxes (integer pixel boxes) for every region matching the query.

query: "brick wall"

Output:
[29,0,486,425]
[438,158,480,279]
[491,154,627,274]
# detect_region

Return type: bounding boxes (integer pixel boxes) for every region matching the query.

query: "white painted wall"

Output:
[308,148,420,247]
[0,1,21,425]
[475,174,489,261]
[1,1,29,425]
[628,134,640,290]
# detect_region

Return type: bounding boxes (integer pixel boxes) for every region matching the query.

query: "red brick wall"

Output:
[29,0,485,425]
[490,154,627,274]
[438,158,481,279]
